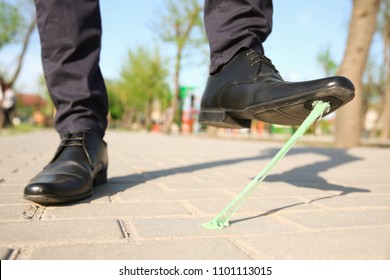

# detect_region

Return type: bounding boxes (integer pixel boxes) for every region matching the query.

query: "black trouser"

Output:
[34,0,273,137]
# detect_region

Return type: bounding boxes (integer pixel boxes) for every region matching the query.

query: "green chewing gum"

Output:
[202,101,331,230]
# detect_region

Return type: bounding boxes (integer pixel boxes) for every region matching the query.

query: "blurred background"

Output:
[0,0,388,147]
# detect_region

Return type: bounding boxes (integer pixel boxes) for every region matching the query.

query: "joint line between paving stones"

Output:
[178,201,201,215]
[23,205,46,221]
[13,246,33,260]
[270,214,310,232]
[117,219,140,241]
[226,237,261,259]
[3,247,20,260]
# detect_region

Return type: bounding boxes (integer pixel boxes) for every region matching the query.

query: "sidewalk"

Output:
[0,130,389,260]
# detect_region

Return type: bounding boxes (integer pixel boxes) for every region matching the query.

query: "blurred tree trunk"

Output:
[8,16,36,87]
[379,0,390,139]
[158,0,204,134]
[334,0,380,147]
[381,71,390,139]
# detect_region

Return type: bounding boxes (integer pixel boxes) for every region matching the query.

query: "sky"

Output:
[0,0,381,103]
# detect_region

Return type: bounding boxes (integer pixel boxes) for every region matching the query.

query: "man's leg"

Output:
[204,0,273,74]
[34,0,108,137]
[200,0,354,128]
[24,0,108,204]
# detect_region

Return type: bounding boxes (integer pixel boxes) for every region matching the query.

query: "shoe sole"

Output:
[23,170,107,205]
[198,85,354,129]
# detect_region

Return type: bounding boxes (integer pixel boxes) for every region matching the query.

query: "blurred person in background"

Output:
[0,79,16,129]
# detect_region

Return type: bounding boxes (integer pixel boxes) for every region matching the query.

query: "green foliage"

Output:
[108,47,171,128]
[37,74,55,118]
[0,122,38,135]
[377,0,390,38]
[317,46,338,76]
[106,81,125,121]
[159,0,204,42]
[361,0,389,110]
[0,0,25,50]
[118,47,170,108]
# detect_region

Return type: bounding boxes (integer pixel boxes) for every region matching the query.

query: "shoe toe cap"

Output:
[326,76,355,92]
[24,183,49,196]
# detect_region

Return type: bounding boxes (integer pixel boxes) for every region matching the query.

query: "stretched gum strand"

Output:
[202,101,331,230]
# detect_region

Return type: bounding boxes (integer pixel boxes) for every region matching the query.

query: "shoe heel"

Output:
[198,110,251,129]
[94,169,107,187]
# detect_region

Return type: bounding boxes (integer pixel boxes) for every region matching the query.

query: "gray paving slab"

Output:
[26,238,252,260]
[42,201,192,219]
[0,219,124,245]
[239,227,390,259]
[0,129,390,260]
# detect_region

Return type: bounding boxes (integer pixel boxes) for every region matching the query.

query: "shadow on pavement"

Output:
[229,147,371,226]
[90,146,370,215]
[263,146,370,194]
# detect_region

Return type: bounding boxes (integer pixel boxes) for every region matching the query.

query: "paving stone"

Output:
[116,189,233,202]
[0,194,30,205]
[0,219,124,245]
[239,227,390,259]
[279,209,390,229]
[0,247,17,260]
[1,130,390,260]
[130,216,295,239]
[28,238,251,260]
[230,181,346,198]
[311,194,390,209]
[0,205,35,221]
[189,197,321,215]
[0,184,25,194]
[43,202,191,219]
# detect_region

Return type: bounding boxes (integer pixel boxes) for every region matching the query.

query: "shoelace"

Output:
[58,130,94,169]
[61,131,86,147]
[246,50,279,74]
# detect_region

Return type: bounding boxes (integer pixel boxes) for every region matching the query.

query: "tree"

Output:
[0,0,24,50]
[106,80,125,124]
[334,0,381,147]
[377,0,390,139]
[156,0,205,133]
[37,74,55,122]
[113,47,171,130]
[0,0,36,87]
[361,57,386,138]
[317,46,338,77]
[8,16,36,86]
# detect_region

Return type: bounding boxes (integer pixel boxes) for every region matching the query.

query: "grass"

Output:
[0,123,45,136]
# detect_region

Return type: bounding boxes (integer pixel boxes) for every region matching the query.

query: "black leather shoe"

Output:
[199,49,355,128]
[24,130,108,204]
